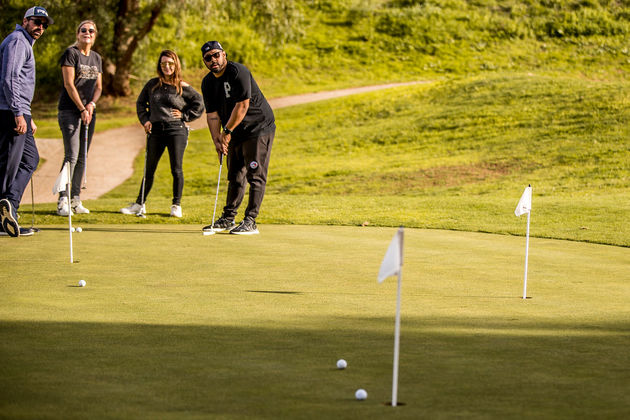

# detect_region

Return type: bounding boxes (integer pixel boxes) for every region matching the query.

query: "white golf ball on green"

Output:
[76,227,82,232]
[78,280,86,287]
[71,227,75,232]
[336,359,347,369]
[355,389,367,400]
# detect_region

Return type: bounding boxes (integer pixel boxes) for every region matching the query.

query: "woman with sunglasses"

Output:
[121,50,204,218]
[56,20,102,216]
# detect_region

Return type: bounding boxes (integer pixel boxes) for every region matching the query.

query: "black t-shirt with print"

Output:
[58,46,102,111]
[201,61,275,139]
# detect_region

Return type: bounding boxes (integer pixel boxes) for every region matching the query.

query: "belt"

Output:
[151,120,184,130]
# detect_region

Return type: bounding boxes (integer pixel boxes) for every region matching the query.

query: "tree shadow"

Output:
[1,317,629,418]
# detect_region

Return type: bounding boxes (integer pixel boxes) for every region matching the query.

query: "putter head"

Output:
[136,212,146,219]
[202,229,216,236]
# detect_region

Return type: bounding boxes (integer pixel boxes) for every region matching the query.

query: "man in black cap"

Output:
[0,6,53,237]
[200,41,275,235]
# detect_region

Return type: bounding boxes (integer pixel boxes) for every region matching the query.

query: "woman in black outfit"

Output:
[121,50,203,217]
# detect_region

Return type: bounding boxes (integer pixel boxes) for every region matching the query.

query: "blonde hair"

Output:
[73,20,98,46]
[153,50,183,95]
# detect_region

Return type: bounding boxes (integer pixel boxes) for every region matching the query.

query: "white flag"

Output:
[514,185,532,217]
[52,162,70,195]
[378,228,403,283]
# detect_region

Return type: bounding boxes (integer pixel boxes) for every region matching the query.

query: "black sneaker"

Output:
[0,225,35,237]
[19,227,35,236]
[202,216,235,232]
[0,199,19,237]
[230,218,259,235]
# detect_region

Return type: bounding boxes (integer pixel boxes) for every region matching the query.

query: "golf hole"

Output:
[384,402,406,406]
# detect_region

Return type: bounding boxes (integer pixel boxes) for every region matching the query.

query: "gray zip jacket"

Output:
[0,25,36,116]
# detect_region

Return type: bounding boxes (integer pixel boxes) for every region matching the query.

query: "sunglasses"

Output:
[80,28,96,34]
[203,52,222,62]
[160,61,176,67]
[29,18,48,29]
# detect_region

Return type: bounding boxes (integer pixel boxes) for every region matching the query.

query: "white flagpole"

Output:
[522,211,530,299]
[67,163,73,263]
[391,228,404,406]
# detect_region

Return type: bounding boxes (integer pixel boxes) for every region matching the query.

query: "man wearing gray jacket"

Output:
[0,6,53,237]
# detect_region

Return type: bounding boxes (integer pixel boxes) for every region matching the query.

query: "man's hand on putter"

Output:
[220,131,230,153]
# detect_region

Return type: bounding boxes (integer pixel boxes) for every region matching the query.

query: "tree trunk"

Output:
[103,0,167,97]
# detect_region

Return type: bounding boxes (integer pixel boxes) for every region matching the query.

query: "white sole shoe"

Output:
[170,205,182,218]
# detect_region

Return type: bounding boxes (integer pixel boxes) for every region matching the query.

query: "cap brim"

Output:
[26,15,54,25]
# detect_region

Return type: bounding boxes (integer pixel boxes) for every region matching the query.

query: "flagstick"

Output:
[67,164,73,264]
[391,227,404,406]
[522,211,530,299]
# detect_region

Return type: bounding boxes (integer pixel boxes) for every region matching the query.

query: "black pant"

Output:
[136,122,188,205]
[0,110,39,212]
[224,130,274,220]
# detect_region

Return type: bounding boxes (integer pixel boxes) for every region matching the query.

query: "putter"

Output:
[136,133,148,218]
[203,154,223,236]
[81,124,88,189]
[29,177,39,232]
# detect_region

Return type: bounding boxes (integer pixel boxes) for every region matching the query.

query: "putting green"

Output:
[1,225,629,419]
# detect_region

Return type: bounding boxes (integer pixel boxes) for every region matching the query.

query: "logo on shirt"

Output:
[249,161,259,170]
[224,82,231,98]
[78,64,99,80]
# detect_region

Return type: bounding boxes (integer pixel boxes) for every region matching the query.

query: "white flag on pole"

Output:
[52,162,70,194]
[514,185,532,217]
[378,228,403,283]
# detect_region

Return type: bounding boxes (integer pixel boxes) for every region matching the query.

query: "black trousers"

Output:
[0,110,39,212]
[136,122,188,206]
[223,130,274,220]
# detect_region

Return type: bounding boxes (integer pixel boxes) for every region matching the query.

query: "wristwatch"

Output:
[89,101,96,109]
[223,127,232,135]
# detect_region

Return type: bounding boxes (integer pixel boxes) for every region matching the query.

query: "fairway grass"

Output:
[1,225,629,419]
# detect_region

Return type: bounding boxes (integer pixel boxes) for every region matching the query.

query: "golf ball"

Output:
[336,359,347,369]
[76,227,82,232]
[355,389,367,400]
[71,227,75,232]
[78,280,86,287]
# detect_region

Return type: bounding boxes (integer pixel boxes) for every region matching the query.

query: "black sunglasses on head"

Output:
[29,18,48,29]
[203,52,222,62]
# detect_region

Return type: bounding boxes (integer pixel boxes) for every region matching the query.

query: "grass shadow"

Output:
[1,318,629,419]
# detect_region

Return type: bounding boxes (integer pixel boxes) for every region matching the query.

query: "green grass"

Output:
[1,225,629,418]
[26,73,629,246]
[31,97,138,139]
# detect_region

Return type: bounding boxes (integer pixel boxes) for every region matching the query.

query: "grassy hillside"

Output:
[43,73,619,246]
[23,1,630,246]
[15,0,630,103]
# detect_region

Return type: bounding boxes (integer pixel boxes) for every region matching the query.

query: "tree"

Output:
[104,0,168,96]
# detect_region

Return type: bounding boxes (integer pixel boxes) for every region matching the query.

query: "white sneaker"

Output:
[57,196,71,216]
[170,204,182,218]
[121,202,145,215]
[71,197,90,214]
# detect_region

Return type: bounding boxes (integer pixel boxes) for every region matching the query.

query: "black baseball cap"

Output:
[201,41,224,56]
[24,6,54,25]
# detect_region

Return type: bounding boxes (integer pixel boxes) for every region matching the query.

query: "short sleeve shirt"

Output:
[201,61,275,139]
[58,46,102,111]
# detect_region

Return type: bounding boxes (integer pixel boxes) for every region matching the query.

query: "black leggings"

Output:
[136,123,188,206]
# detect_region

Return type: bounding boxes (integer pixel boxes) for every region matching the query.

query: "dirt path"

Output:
[30,81,425,204]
